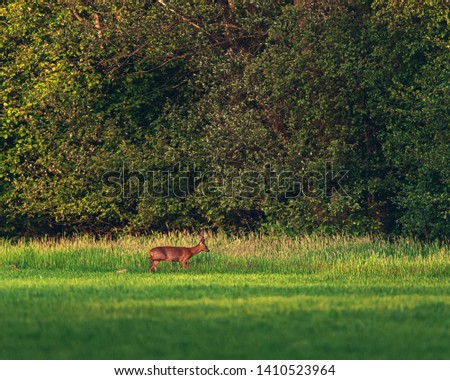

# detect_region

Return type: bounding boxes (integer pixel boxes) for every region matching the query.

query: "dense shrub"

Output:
[1,0,448,238]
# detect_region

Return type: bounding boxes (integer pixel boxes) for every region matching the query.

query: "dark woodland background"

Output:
[1,0,449,238]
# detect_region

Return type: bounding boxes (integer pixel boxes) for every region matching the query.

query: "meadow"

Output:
[0,234,449,360]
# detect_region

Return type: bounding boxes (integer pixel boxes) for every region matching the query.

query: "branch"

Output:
[155,0,213,38]
[92,12,103,40]
[142,54,189,73]
[69,6,86,24]
[69,5,103,48]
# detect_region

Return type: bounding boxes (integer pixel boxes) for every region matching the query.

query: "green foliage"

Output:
[1,0,449,238]
[373,1,450,239]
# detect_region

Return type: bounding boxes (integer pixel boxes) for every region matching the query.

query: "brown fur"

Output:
[148,237,209,272]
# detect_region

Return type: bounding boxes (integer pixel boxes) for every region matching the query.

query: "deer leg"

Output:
[180,260,189,269]
[148,258,154,272]
[148,253,154,272]
[149,260,160,272]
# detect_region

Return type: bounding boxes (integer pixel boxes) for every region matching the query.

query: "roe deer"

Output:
[148,237,209,272]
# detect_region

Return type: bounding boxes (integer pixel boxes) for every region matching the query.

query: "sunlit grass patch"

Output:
[0,234,449,359]
[1,233,448,276]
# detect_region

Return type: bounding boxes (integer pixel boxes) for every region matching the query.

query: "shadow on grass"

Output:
[0,280,449,360]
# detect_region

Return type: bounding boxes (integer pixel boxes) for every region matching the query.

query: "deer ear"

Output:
[200,236,205,243]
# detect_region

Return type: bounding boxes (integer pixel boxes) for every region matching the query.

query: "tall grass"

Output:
[1,233,449,360]
[1,233,448,277]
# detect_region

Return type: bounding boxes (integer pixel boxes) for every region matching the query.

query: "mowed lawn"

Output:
[0,235,449,360]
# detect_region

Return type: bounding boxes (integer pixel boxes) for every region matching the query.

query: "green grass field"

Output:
[1,234,449,359]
